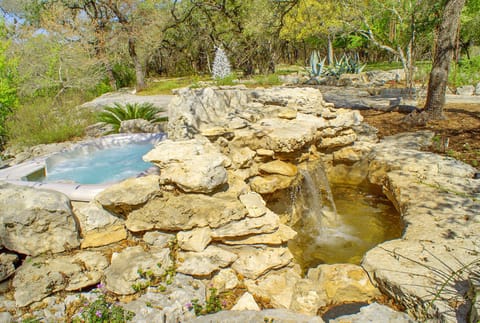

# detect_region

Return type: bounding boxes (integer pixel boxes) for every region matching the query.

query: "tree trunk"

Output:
[128,37,146,91]
[424,0,465,119]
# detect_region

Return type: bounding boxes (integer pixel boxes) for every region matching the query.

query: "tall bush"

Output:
[0,21,18,147]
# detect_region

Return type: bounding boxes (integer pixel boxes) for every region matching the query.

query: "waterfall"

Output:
[291,162,339,230]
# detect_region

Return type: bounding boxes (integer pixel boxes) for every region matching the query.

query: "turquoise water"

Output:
[44,142,154,184]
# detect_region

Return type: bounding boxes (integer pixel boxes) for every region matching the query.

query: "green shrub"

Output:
[214,74,237,86]
[112,63,136,89]
[5,92,95,148]
[97,102,167,133]
[73,285,134,323]
[252,74,283,86]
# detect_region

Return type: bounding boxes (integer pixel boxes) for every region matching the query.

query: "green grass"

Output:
[5,92,96,148]
[139,76,210,95]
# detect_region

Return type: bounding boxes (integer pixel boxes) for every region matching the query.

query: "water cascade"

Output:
[288,161,402,268]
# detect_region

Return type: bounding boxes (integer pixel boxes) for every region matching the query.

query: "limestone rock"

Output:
[332,142,374,164]
[121,274,205,323]
[278,108,297,120]
[362,239,479,322]
[259,160,298,177]
[210,268,239,293]
[230,246,293,279]
[318,129,357,150]
[143,231,175,248]
[125,193,247,232]
[177,227,212,252]
[0,253,17,281]
[13,251,108,307]
[231,292,260,311]
[119,118,163,133]
[0,312,13,323]
[330,302,415,323]
[456,85,475,96]
[143,138,229,193]
[327,109,363,128]
[167,87,250,140]
[249,174,295,194]
[95,175,161,216]
[0,183,79,256]
[192,309,324,323]
[239,192,267,218]
[73,202,126,248]
[230,147,256,169]
[232,118,320,156]
[307,264,380,304]
[176,246,238,277]
[211,209,279,238]
[244,267,301,309]
[221,224,297,246]
[290,264,380,315]
[104,246,172,295]
[256,149,275,157]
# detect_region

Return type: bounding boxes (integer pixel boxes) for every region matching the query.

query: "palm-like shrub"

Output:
[97,102,167,133]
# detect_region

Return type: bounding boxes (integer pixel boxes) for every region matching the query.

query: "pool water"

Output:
[288,183,403,268]
[42,142,154,184]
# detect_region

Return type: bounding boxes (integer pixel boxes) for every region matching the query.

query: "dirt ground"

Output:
[360,103,480,169]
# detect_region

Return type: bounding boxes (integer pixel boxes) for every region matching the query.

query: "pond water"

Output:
[287,167,403,268]
[35,142,155,185]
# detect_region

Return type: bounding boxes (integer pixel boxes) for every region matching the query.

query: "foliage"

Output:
[190,288,223,316]
[0,20,18,146]
[212,47,232,80]
[450,56,480,87]
[214,74,237,86]
[112,63,136,89]
[5,92,95,148]
[97,103,167,134]
[73,286,134,323]
[323,54,366,77]
[251,74,283,86]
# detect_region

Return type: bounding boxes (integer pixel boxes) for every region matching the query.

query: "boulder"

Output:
[119,118,163,133]
[259,160,298,177]
[13,251,108,307]
[231,292,260,311]
[125,193,247,232]
[290,264,380,315]
[456,85,475,96]
[330,302,415,323]
[239,192,267,218]
[192,309,324,323]
[143,138,229,193]
[210,268,240,293]
[95,175,161,216]
[230,147,256,169]
[72,202,126,248]
[244,267,302,309]
[249,174,296,194]
[177,227,212,252]
[318,129,357,150]
[221,224,297,246]
[230,246,293,280]
[0,253,17,281]
[143,231,175,248]
[211,209,279,238]
[167,87,250,140]
[176,245,238,277]
[104,246,172,295]
[0,183,79,256]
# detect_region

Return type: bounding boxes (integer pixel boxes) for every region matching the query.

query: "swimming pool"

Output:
[0,133,165,201]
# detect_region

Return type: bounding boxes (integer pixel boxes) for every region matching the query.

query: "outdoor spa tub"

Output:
[0,133,165,201]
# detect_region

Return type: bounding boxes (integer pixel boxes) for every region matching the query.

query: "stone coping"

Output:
[0,133,165,201]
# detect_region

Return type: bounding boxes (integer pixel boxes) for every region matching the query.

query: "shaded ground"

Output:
[361,103,480,169]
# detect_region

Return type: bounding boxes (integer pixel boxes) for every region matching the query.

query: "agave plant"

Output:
[309,50,325,78]
[97,102,167,133]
